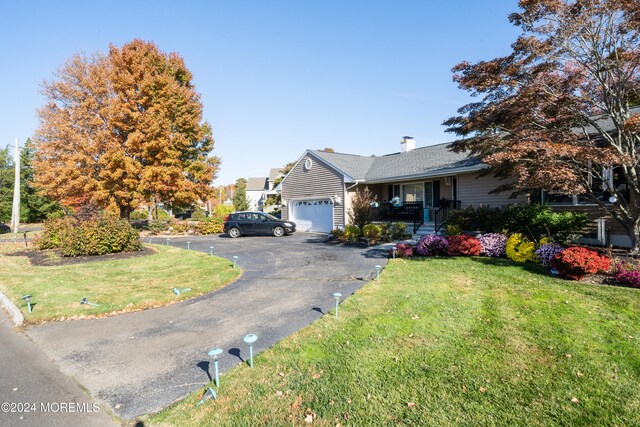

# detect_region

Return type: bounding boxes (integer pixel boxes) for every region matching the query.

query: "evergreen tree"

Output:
[233,178,250,211]
[20,139,60,222]
[0,146,12,223]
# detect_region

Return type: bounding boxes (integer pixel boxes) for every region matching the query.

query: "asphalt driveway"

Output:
[26,233,389,420]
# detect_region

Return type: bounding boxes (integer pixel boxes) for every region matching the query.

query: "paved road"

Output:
[26,233,389,420]
[0,314,116,426]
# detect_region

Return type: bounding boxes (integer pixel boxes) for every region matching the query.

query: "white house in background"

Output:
[246,177,269,211]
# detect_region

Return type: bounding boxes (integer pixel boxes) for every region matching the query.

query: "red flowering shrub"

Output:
[446,234,482,256]
[395,243,414,258]
[549,247,611,280]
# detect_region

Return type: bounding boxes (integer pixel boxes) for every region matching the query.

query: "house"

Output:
[246,177,269,211]
[280,132,634,247]
[280,137,526,234]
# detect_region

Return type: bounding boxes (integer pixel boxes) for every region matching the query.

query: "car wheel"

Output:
[273,226,284,237]
[229,227,241,238]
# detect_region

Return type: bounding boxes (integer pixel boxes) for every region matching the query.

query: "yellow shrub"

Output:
[506,233,538,263]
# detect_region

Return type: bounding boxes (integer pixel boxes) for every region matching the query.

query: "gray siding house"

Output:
[280,137,527,234]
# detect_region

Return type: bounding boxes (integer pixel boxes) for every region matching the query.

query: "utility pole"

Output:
[10,139,20,234]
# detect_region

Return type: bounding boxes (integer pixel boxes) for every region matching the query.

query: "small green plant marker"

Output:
[80,297,100,307]
[332,292,342,318]
[243,333,258,368]
[21,294,33,313]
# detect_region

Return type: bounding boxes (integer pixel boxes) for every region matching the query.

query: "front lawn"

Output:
[0,244,240,324]
[150,256,640,426]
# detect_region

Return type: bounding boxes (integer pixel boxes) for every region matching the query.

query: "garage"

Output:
[288,199,334,232]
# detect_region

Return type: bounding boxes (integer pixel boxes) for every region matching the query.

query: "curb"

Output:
[0,290,24,326]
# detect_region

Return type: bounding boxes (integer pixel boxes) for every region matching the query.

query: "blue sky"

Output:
[0,1,521,185]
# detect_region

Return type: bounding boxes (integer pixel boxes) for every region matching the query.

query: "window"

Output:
[403,183,424,203]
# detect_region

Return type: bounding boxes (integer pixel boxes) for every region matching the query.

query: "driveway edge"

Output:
[0,290,24,326]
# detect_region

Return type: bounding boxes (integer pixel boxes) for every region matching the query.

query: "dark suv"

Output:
[223,211,296,238]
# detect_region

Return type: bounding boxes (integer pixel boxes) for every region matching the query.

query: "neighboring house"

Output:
[246,177,269,211]
[280,137,527,234]
[268,168,284,191]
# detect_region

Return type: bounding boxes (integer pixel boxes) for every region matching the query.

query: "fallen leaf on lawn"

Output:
[278,372,286,377]
[576,372,584,377]
[565,354,572,358]
[304,408,316,423]
[462,385,467,392]
[407,402,416,407]
[479,387,487,393]
[411,315,420,320]
[275,391,283,397]
[571,397,579,404]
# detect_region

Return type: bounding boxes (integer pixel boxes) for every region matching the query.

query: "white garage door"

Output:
[289,199,334,232]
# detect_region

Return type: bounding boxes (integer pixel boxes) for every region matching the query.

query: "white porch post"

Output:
[10,139,20,234]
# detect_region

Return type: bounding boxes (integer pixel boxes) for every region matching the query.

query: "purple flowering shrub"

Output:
[535,243,564,268]
[478,233,507,257]
[415,235,448,256]
[614,262,640,288]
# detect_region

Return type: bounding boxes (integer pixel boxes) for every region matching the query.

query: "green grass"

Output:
[149,256,640,426]
[0,244,240,324]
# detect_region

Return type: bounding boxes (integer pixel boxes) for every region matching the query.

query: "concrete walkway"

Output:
[25,233,389,420]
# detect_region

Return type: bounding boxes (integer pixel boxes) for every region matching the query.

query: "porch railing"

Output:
[370,202,424,233]
[434,199,461,233]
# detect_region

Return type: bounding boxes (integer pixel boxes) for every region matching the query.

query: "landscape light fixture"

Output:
[208,347,224,387]
[196,385,217,406]
[80,297,100,307]
[392,247,397,259]
[187,241,191,250]
[243,333,258,368]
[332,292,342,318]
[233,256,238,269]
[21,294,33,313]
[209,246,214,256]
[609,195,618,204]
[375,265,382,281]
[166,238,170,246]
[172,287,192,295]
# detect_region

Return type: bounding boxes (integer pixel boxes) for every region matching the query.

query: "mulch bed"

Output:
[6,246,156,267]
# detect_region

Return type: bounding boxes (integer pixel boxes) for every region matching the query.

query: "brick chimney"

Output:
[401,136,415,153]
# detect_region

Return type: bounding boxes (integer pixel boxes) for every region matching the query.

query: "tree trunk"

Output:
[119,205,133,220]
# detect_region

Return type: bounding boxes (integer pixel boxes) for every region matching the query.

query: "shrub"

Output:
[362,224,382,240]
[395,243,414,258]
[147,220,169,234]
[535,243,564,268]
[446,205,504,233]
[191,207,208,221]
[447,234,481,256]
[348,186,375,230]
[195,218,223,235]
[331,228,346,241]
[478,233,507,257]
[390,223,411,240]
[38,214,141,256]
[505,233,538,263]
[614,261,640,288]
[344,225,362,242]
[130,209,149,221]
[550,247,611,280]
[415,235,449,256]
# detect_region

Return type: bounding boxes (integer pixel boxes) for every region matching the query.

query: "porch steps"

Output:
[412,222,440,239]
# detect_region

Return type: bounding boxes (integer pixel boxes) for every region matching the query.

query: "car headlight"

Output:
[284,222,294,227]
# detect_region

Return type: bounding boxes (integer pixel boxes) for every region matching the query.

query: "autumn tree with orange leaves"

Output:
[33,39,220,219]
[445,0,640,251]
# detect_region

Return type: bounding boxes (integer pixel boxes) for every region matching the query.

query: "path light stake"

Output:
[166,238,170,246]
[173,287,192,296]
[209,246,214,256]
[392,246,397,259]
[196,386,217,406]
[233,256,238,269]
[332,292,342,318]
[21,294,32,313]
[208,347,224,387]
[80,297,100,307]
[243,333,258,368]
[375,265,382,281]
[187,241,191,250]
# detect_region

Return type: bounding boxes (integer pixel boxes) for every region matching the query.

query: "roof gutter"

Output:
[345,180,364,191]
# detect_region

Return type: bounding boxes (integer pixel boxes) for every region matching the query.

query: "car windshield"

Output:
[262,213,279,221]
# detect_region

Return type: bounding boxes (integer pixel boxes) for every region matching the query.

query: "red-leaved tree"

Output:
[445,0,640,251]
